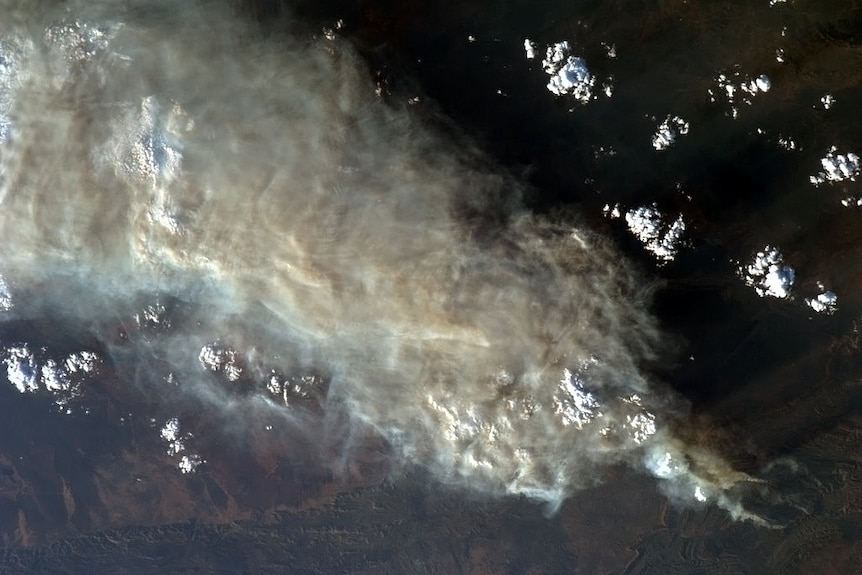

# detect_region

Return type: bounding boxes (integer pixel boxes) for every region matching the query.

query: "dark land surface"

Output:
[4,0,862,573]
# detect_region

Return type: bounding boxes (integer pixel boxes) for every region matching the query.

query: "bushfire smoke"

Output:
[0,0,768,523]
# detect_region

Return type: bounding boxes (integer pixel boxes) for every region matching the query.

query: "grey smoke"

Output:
[0,0,768,523]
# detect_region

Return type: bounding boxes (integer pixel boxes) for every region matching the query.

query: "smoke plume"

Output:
[0,0,768,523]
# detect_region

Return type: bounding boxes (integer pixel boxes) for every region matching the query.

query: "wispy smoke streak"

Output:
[0,0,768,523]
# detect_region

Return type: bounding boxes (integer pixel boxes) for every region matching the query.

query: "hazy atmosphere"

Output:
[1,1,861,573]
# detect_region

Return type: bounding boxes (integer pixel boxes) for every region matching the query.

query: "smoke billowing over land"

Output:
[0,0,770,523]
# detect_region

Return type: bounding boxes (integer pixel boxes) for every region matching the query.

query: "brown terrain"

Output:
[3,0,862,573]
[0,309,861,573]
